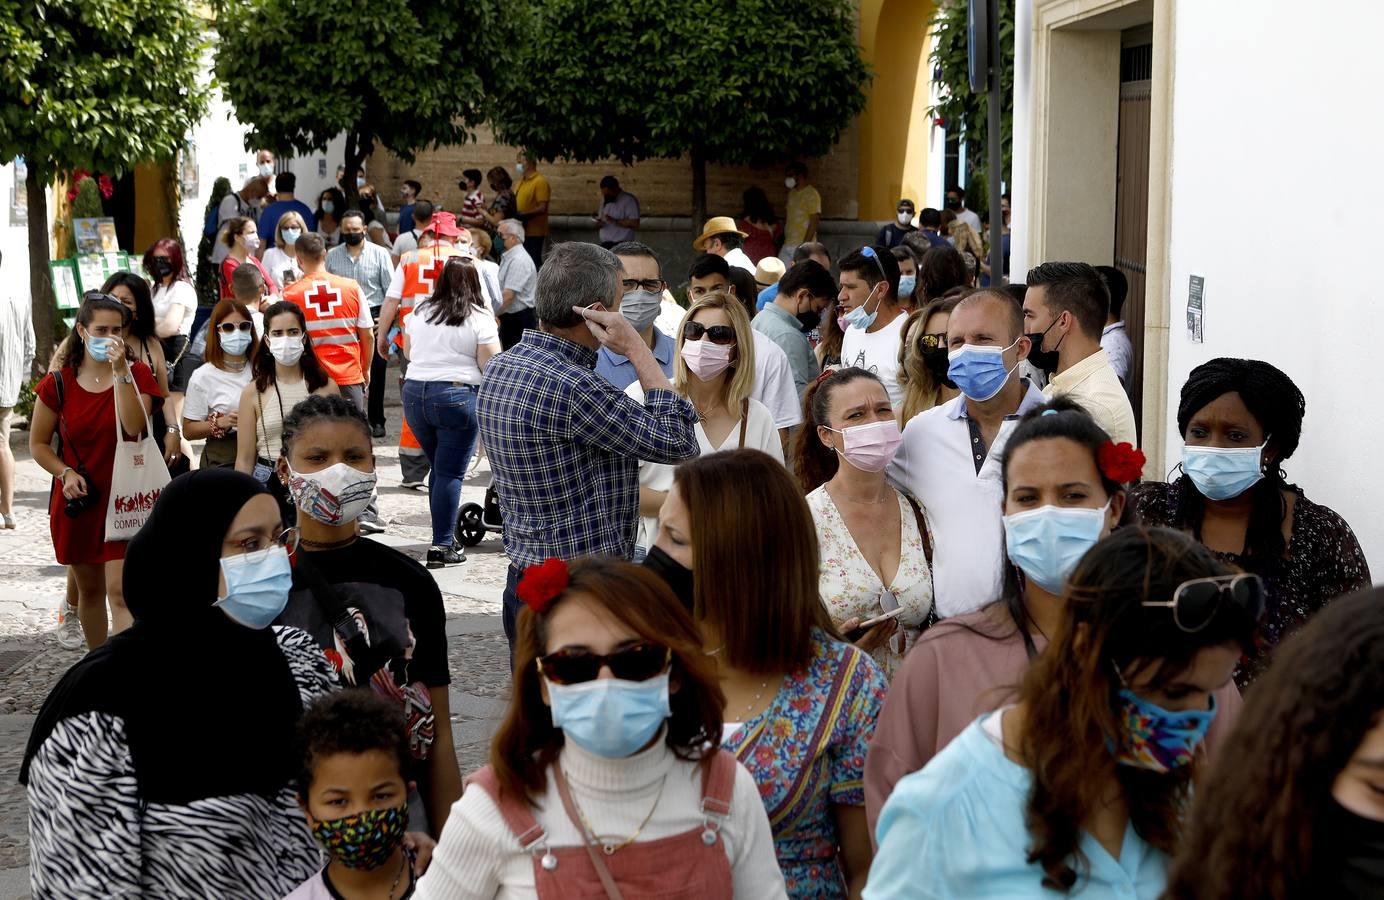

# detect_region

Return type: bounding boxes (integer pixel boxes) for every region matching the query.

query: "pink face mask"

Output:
[824,419,903,472]
[681,339,734,381]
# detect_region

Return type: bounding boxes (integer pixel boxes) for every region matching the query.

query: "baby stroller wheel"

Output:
[456,503,486,547]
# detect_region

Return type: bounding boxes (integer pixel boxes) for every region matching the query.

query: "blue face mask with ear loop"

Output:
[1182,437,1271,501]
[546,673,672,759]
[948,337,1022,402]
[214,545,293,629]
[844,246,891,330]
[898,274,917,298]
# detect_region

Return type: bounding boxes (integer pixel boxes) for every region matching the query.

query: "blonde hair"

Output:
[673,290,756,412]
[275,211,307,250]
[896,297,960,424]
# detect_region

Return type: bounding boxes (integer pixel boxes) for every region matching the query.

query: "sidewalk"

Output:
[0,374,512,897]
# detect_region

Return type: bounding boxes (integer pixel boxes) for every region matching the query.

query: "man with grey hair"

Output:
[477,242,699,650]
[495,218,537,350]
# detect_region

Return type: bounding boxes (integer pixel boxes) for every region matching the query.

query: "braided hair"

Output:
[1174,358,1305,576]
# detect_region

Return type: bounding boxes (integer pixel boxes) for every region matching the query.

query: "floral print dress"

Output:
[725,630,889,899]
[807,486,934,677]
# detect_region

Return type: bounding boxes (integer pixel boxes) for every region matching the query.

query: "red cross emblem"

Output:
[303,281,343,317]
[416,254,449,296]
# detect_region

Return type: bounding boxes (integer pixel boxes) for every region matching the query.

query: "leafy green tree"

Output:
[492,0,871,225]
[0,0,208,366]
[213,0,524,211]
[196,177,233,307]
[929,0,1015,213]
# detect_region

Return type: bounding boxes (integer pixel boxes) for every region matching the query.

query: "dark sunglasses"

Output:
[683,321,736,345]
[1142,573,1266,633]
[217,321,254,334]
[537,643,670,685]
[916,332,947,353]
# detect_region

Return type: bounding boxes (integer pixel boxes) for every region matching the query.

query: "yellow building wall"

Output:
[858,0,936,221]
[134,162,179,254]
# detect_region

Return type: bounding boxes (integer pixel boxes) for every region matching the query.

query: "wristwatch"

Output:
[166,425,181,435]
[115,374,134,385]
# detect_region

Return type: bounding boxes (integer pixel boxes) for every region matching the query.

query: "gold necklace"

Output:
[828,481,892,505]
[565,770,667,855]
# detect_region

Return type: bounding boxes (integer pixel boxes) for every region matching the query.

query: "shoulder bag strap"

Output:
[110,370,155,444]
[552,767,626,900]
[902,494,941,631]
[52,371,86,471]
[256,389,271,462]
[292,550,389,684]
[737,398,748,449]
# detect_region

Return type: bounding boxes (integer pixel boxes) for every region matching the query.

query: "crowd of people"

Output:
[7,153,1380,899]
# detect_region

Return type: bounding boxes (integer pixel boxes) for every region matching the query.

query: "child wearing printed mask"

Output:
[287,690,420,899]
[274,395,463,839]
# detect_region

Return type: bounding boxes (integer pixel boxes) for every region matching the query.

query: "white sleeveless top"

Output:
[254,378,310,461]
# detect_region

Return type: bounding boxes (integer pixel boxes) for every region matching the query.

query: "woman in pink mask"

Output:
[625,291,783,560]
[793,367,933,677]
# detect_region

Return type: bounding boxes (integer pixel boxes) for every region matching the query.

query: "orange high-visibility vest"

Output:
[283,272,367,385]
[393,245,467,348]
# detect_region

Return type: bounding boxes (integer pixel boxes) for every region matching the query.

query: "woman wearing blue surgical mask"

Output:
[866,399,1239,834]
[793,367,933,679]
[263,210,307,288]
[889,245,920,311]
[22,468,336,896]
[183,299,258,469]
[867,526,1264,899]
[1130,358,1370,687]
[419,556,787,898]
[274,394,462,838]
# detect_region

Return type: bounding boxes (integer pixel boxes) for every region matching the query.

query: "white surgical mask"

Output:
[784,177,797,190]
[286,462,377,526]
[281,227,302,245]
[897,211,913,226]
[241,233,261,250]
[267,335,304,366]
[258,162,273,178]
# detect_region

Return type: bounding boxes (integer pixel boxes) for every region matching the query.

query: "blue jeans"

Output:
[401,380,479,547]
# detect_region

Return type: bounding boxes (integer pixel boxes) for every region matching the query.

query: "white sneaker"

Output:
[56,602,84,650]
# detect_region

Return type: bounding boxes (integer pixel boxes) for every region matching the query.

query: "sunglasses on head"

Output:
[1142,573,1266,633]
[537,642,670,685]
[83,290,120,305]
[860,246,889,282]
[683,321,736,345]
[217,321,254,334]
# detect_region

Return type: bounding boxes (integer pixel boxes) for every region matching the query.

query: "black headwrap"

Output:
[22,469,306,804]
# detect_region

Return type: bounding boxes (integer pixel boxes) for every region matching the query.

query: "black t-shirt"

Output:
[282,538,449,690]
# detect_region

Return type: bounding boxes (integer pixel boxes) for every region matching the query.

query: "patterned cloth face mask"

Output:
[1112,689,1216,773]
[310,803,408,870]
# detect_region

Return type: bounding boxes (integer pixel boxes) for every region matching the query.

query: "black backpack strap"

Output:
[293,550,389,685]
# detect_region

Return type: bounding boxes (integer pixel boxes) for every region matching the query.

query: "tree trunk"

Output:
[26,171,55,375]
[690,146,707,233]
[342,129,362,212]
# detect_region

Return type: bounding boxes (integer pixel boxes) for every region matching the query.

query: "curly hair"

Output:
[1015,526,1259,892]
[1172,358,1306,578]
[1163,585,1384,900]
[295,690,410,799]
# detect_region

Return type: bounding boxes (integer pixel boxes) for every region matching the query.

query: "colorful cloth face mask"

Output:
[1112,688,1216,773]
[310,803,408,870]
[287,462,377,526]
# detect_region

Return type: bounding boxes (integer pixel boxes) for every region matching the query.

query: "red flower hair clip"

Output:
[1098,441,1146,483]
[517,558,570,614]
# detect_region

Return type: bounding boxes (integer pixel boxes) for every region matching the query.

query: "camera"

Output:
[63,470,97,518]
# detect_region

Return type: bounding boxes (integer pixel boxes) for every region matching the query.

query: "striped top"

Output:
[0,291,35,408]
[253,377,310,461]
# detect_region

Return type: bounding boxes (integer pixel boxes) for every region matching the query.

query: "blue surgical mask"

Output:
[547,672,670,759]
[221,330,252,356]
[214,545,292,629]
[1003,502,1110,593]
[85,335,115,362]
[281,228,302,245]
[1182,440,1268,501]
[356,176,366,188]
[321,200,335,215]
[948,339,1020,402]
[843,284,883,330]
[898,274,916,298]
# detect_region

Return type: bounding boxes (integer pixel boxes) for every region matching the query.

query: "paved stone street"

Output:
[0,373,512,897]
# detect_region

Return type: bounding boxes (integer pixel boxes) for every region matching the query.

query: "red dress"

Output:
[38,363,162,565]
[739,218,782,265]
[219,255,279,299]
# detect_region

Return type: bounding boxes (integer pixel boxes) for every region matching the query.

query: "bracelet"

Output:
[57,467,73,481]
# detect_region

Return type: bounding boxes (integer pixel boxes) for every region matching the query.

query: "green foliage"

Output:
[491,0,871,216]
[213,0,524,177]
[0,0,209,180]
[929,0,1015,199]
[13,376,38,422]
[196,177,232,307]
[62,177,104,257]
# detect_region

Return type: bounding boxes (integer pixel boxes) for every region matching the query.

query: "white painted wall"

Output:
[1008,0,1033,281]
[0,161,35,304]
[1164,0,1384,575]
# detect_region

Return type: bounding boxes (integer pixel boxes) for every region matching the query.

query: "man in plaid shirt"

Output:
[478,242,699,646]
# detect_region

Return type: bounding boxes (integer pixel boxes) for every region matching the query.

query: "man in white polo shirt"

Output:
[888,290,1044,617]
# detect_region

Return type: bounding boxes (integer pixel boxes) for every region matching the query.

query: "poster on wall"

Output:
[49,260,81,319]
[10,157,26,225]
[180,140,199,200]
[1187,275,1205,343]
[74,217,119,254]
[74,252,132,294]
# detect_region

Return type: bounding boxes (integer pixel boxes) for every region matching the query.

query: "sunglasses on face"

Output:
[1142,573,1266,633]
[537,643,671,685]
[682,321,736,345]
[218,321,253,334]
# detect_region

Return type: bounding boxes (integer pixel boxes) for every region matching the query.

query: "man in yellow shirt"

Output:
[514,151,551,267]
[781,161,821,263]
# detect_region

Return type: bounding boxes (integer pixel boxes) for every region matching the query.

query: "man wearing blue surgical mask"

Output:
[595,242,675,390]
[838,246,906,407]
[888,290,1044,618]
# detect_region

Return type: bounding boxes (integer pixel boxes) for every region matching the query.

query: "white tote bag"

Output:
[104,384,172,541]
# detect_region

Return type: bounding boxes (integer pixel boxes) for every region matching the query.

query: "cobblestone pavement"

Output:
[0,375,513,894]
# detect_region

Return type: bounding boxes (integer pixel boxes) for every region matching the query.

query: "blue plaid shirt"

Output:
[477,329,699,568]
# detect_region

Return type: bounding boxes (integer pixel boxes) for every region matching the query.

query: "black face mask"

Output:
[642,546,694,612]
[1025,319,1063,375]
[922,345,954,388]
[945,197,962,210]
[342,232,366,247]
[150,258,174,279]
[795,300,821,332]
[1320,798,1384,897]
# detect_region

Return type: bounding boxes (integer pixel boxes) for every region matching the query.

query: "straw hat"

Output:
[754,256,786,289]
[692,216,749,252]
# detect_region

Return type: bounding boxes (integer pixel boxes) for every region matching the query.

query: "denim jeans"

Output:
[501,564,522,671]
[400,380,479,546]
